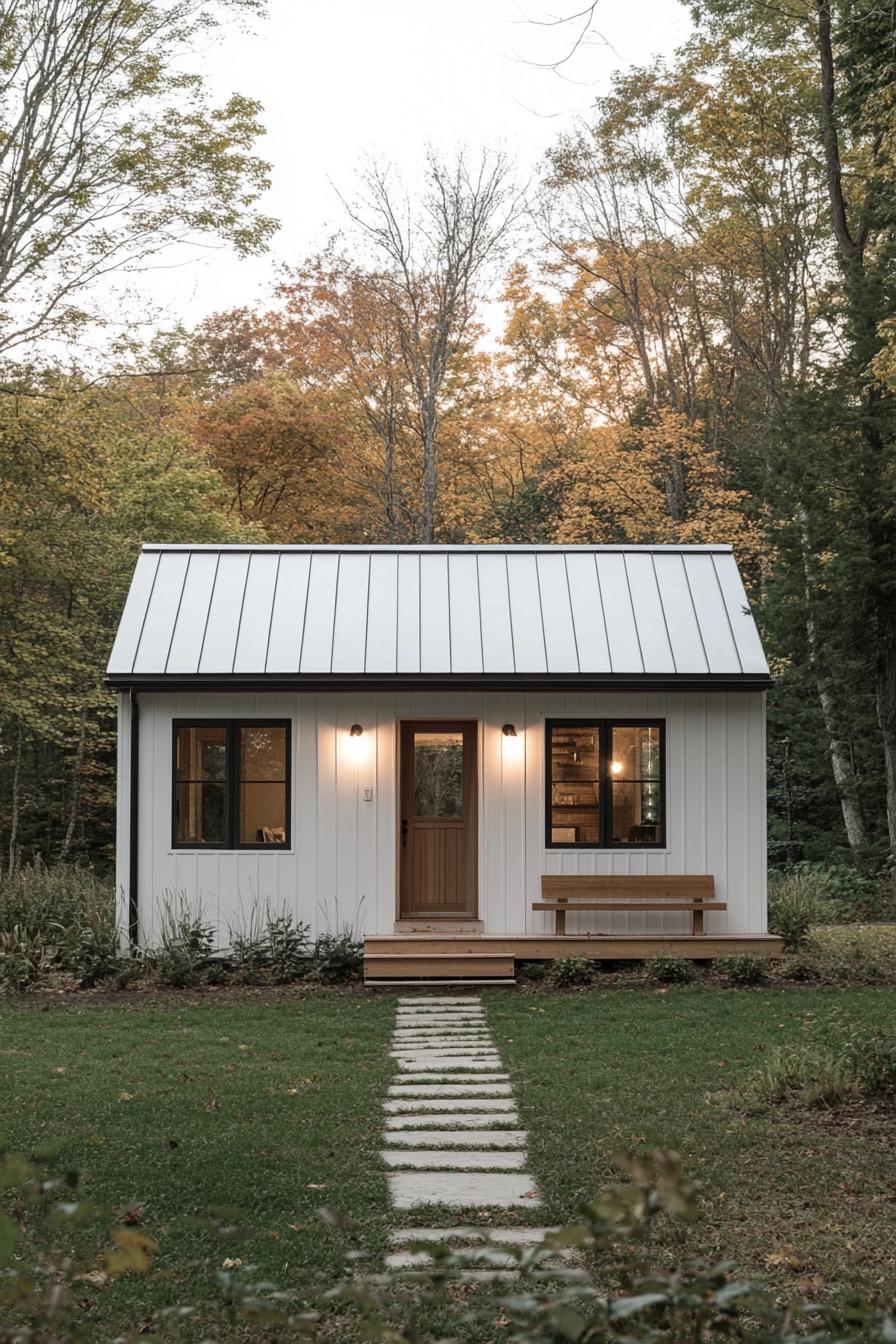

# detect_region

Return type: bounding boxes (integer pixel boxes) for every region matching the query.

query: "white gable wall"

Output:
[116,689,767,948]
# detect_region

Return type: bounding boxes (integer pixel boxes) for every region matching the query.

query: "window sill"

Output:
[168,849,296,857]
[544,848,672,856]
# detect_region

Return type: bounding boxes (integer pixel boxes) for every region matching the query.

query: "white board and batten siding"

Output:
[109,544,770,947]
[116,689,766,947]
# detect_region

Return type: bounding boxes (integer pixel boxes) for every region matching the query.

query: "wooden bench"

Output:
[533,875,725,936]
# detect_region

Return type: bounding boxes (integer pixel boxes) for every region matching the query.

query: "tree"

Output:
[684,0,896,856]
[339,149,520,540]
[0,0,276,354]
[0,370,260,866]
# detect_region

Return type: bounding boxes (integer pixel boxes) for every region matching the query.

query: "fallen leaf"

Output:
[764,1247,807,1271]
[75,1270,109,1288]
[117,1092,135,1102]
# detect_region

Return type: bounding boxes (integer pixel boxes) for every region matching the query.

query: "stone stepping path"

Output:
[380,995,578,1282]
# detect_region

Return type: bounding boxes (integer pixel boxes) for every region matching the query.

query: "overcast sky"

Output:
[122,0,692,335]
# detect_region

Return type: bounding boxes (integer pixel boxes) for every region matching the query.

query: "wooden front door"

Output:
[399,720,478,917]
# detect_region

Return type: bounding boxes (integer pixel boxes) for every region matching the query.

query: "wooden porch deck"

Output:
[363,932,785,981]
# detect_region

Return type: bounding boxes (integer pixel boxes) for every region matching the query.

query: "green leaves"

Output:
[0,0,278,351]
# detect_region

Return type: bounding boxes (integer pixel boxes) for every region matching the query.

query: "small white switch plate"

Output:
[363,787,374,802]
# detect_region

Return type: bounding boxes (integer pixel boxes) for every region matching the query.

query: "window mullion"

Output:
[229,721,238,850]
[601,719,609,848]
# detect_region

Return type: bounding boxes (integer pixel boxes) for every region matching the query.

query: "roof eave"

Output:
[106,671,772,693]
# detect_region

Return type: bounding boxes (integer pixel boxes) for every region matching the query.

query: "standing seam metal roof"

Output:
[106,544,769,682]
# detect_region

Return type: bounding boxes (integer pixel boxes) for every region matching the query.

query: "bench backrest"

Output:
[541,875,714,901]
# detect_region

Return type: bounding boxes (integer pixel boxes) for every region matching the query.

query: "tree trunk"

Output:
[419,403,437,543]
[7,717,23,876]
[816,675,868,849]
[801,516,868,848]
[61,712,86,859]
[875,639,896,850]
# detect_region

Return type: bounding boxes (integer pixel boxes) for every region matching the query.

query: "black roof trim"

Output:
[106,672,772,693]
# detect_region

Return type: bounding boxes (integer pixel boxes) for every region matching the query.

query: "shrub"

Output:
[767,869,825,949]
[65,897,123,987]
[768,862,893,933]
[517,960,549,981]
[644,954,695,984]
[266,912,312,983]
[228,907,312,984]
[740,1018,896,1108]
[0,926,48,990]
[0,860,114,940]
[311,931,363,983]
[782,953,823,982]
[806,861,893,923]
[716,953,769,986]
[0,862,123,988]
[152,897,215,987]
[548,955,593,987]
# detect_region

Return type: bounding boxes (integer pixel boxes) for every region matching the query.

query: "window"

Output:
[173,721,290,849]
[546,719,664,848]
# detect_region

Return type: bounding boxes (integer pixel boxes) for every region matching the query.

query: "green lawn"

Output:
[0,991,397,1337]
[489,984,896,1300]
[2,983,895,1340]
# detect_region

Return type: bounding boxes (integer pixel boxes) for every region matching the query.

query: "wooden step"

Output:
[364,953,515,982]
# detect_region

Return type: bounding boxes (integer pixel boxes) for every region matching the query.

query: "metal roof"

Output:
[106,544,769,687]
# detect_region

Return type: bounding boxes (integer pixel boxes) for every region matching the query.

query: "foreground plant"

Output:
[3,1144,894,1342]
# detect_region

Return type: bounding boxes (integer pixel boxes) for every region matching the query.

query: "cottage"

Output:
[106,543,782,980]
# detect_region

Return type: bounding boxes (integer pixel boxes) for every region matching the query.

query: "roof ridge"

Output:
[140,542,735,554]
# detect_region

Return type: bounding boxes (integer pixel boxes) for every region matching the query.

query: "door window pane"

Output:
[550,725,600,844]
[174,725,228,844]
[609,725,662,844]
[414,731,463,817]
[239,725,287,843]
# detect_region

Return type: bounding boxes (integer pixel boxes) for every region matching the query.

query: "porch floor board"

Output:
[364,933,784,966]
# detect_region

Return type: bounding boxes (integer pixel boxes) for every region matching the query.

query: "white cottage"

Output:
[106,543,781,980]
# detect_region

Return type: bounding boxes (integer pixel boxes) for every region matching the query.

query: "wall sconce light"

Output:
[347,722,365,764]
[610,759,623,775]
[501,722,521,760]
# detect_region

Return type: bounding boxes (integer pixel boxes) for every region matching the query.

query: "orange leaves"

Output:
[543,410,760,565]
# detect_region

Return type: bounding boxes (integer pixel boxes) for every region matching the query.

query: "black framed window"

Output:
[546,719,665,849]
[173,720,291,849]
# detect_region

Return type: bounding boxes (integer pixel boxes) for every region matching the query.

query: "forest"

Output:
[1,0,895,880]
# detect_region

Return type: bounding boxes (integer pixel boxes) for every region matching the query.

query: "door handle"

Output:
[401,817,408,847]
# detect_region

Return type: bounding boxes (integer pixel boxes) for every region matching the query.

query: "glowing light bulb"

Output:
[611,760,623,775]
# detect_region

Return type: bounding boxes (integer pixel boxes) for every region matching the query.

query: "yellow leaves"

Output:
[538,409,760,565]
[103,1226,158,1276]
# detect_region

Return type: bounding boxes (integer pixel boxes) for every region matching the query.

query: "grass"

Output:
[488,984,896,1301]
[3,980,896,1338]
[0,990,397,1338]
[811,922,896,958]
